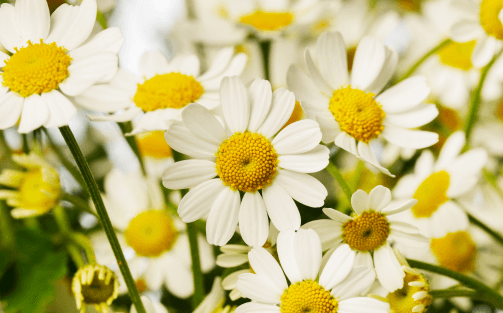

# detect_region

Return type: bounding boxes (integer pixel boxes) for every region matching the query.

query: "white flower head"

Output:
[287,31,439,177]
[162,76,329,246]
[0,0,124,133]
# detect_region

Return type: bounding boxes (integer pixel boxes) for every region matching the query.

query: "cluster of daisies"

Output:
[1,0,503,313]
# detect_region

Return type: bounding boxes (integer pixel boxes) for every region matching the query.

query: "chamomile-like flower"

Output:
[303,185,429,292]
[81,47,246,135]
[235,229,389,313]
[287,31,439,176]
[162,76,329,246]
[0,0,124,133]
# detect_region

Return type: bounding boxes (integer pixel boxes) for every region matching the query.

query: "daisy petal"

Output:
[0,92,24,130]
[236,273,281,305]
[305,49,333,95]
[351,189,370,214]
[302,219,342,251]
[248,247,287,292]
[165,122,218,159]
[319,244,355,290]
[18,94,49,133]
[131,296,156,313]
[357,141,394,177]
[15,0,50,43]
[472,35,498,68]
[434,131,464,172]
[177,179,226,223]
[382,199,418,215]
[381,125,438,149]
[286,65,328,110]
[351,36,386,91]
[274,169,327,207]
[450,20,484,43]
[316,113,339,144]
[272,119,322,154]
[206,187,240,246]
[369,185,391,212]
[168,54,200,77]
[390,230,429,247]
[220,76,249,133]
[42,90,77,128]
[139,51,170,79]
[278,145,329,173]
[164,257,194,299]
[263,183,301,232]
[385,104,439,128]
[162,160,216,189]
[335,132,358,155]
[0,4,24,53]
[323,207,352,223]
[374,243,404,292]
[239,192,269,247]
[235,302,280,313]
[247,79,272,133]
[197,47,233,81]
[88,107,142,123]
[200,53,247,90]
[69,27,125,60]
[258,87,296,139]
[338,297,390,313]
[366,46,398,94]
[277,230,302,283]
[316,31,348,89]
[389,221,419,234]
[182,103,226,145]
[376,76,430,114]
[330,266,376,300]
[74,84,133,112]
[216,253,249,268]
[294,229,322,281]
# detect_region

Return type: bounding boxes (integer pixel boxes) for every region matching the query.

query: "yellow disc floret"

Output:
[497,98,503,122]
[280,280,338,313]
[280,100,304,131]
[2,40,72,97]
[329,86,385,143]
[18,167,61,213]
[134,72,204,112]
[72,264,119,313]
[388,267,431,313]
[431,231,477,273]
[215,132,278,192]
[124,210,178,257]
[479,0,503,39]
[137,131,172,159]
[412,171,450,218]
[437,41,476,70]
[342,211,390,251]
[240,11,294,31]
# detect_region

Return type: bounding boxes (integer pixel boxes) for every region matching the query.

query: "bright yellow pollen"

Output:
[496,98,503,122]
[411,171,450,218]
[240,11,294,31]
[280,100,304,131]
[388,269,431,313]
[124,210,178,257]
[134,72,204,112]
[479,0,503,39]
[19,168,60,214]
[329,86,385,143]
[342,211,390,251]
[137,131,172,159]
[437,41,476,70]
[2,40,71,97]
[431,231,477,273]
[215,132,278,192]
[280,280,338,313]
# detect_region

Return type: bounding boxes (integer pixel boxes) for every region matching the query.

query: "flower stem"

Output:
[468,213,503,246]
[118,122,147,176]
[62,193,95,217]
[399,39,451,82]
[407,259,503,309]
[0,200,15,249]
[430,288,478,299]
[326,161,353,204]
[58,125,146,313]
[260,39,272,81]
[484,169,503,203]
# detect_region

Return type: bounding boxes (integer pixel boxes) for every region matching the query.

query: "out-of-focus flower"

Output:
[194,277,235,313]
[130,295,169,313]
[136,131,174,179]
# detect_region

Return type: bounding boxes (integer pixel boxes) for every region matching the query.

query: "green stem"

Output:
[0,130,17,170]
[464,49,503,139]
[326,162,352,204]
[0,200,15,248]
[399,39,451,82]
[430,288,479,299]
[67,243,86,268]
[53,205,86,267]
[70,233,97,264]
[484,169,503,202]
[260,40,272,82]
[407,259,503,309]
[58,125,146,313]
[62,193,95,216]
[468,213,503,246]
[22,133,29,154]
[118,122,147,176]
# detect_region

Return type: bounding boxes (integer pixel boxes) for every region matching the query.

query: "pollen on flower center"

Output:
[19,168,60,213]
[134,72,204,112]
[280,280,338,313]
[240,11,294,31]
[342,211,390,251]
[387,268,431,313]
[412,171,450,218]
[437,41,476,70]
[479,0,503,39]
[124,210,178,257]
[137,131,172,159]
[1,40,72,97]
[329,86,385,143]
[431,231,477,273]
[215,132,278,192]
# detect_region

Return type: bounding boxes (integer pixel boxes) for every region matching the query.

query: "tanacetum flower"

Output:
[0,152,60,218]
[81,47,246,135]
[0,0,124,133]
[303,185,429,292]
[235,229,389,313]
[287,31,439,176]
[162,76,329,246]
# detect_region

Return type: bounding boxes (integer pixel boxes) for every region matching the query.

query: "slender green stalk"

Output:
[68,243,86,268]
[260,40,272,81]
[118,122,147,176]
[430,288,479,299]
[464,49,503,139]
[484,169,503,202]
[70,233,97,264]
[0,200,15,248]
[0,130,17,170]
[407,259,503,309]
[53,205,87,267]
[326,162,353,204]
[468,213,503,246]
[399,39,451,82]
[62,193,95,216]
[58,125,146,313]
[22,133,29,154]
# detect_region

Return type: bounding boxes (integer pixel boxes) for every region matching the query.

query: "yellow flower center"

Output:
[347,47,357,72]
[437,41,476,70]
[280,280,338,313]
[280,100,304,131]
[215,132,278,192]
[134,72,204,112]
[479,0,503,39]
[72,264,119,311]
[438,106,461,131]
[19,168,60,213]
[431,231,477,273]
[1,40,72,97]
[496,98,503,122]
[137,131,172,159]
[342,211,390,251]
[135,278,148,293]
[387,269,431,313]
[411,171,450,218]
[124,210,178,257]
[329,86,385,143]
[240,11,294,31]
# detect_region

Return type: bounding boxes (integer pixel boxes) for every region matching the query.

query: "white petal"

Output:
[319,244,355,290]
[374,243,404,292]
[236,273,281,304]
[18,94,49,133]
[273,169,327,207]
[164,256,195,298]
[294,229,322,281]
[168,54,200,77]
[139,51,170,79]
[376,76,430,114]
[338,297,390,313]
[316,113,339,144]
[200,53,247,90]
[15,0,50,42]
[351,36,386,91]
[239,192,269,247]
[0,92,23,130]
[257,87,296,139]
[351,189,370,214]
[390,230,429,247]
[301,219,342,251]
[69,27,124,60]
[278,145,329,173]
[357,141,394,177]
[472,35,498,68]
[42,90,77,128]
[323,207,352,223]
[130,296,156,313]
[366,46,398,94]
[162,160,216,189]
[272,119,322,154]
[381,125,438,149]
[220,76,249,134]
[164,122,218,159]
[335,132,358,155]
[182,103,226,145]
[382,199,418,215]
[385,104,438,128]
[206,187,240,246]
[247,79,272,133]
[450,20,484,42]
[88,107,141,123]
[262,183,300,232]
[276,230,302,283]
[330,266,376,300]
[235,302,280,313]
[305,49,333,95]
[197,47,234,81]
[286,65,328,110]
[0,4,24,53]
[177,179,226,223]
[248,247,287,292]
[74,84,133,113]
[316,31,348,89]
[369,185,391,212]
[222,269,250,289]
[389,221,419,234]
[434,131,464,172]
[216,253,249,268]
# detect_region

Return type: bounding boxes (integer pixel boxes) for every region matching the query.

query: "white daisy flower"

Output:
[0,0,124,133]
[287,31,439,177]
[90,170,215,298]
[235,228,389,313]
[303,185,429,292]
[392,131,488,239]
[130,295,169,313]
[162,76,329,246]
[450,0,503,68]
[80,47,246,135]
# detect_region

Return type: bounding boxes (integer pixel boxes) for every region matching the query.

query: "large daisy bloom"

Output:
[287,31,439,176]
[81,47,246,135]
[90,170,215,298]
[0,0,124,133]
[235,229,389,313]
[303,185,429,292]
[162,76,329,246]
[392,131,488,238]
[450,0,503,68]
